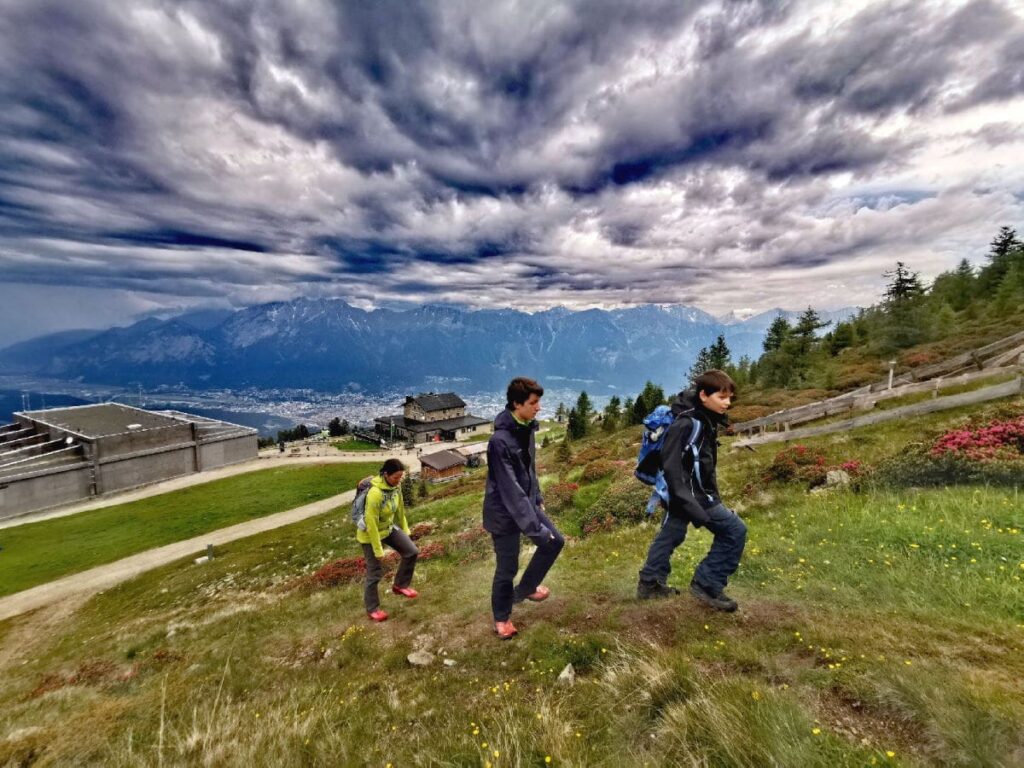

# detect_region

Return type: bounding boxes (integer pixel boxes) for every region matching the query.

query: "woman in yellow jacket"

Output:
[357,458,419,622]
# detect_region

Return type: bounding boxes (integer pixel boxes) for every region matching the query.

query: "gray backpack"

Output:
[350,476,375,530]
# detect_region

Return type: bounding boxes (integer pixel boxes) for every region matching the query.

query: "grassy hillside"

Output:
[0,401,1021,766]
[0,463,378,597]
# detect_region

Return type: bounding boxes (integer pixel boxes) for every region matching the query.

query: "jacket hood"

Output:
[672,389,729,427]
[371,475,400,492]
[494,408,539,433]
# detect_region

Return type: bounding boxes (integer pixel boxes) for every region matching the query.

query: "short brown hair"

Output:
[506,376,544,407]
[380,458,405,476]
[693,369,736,398]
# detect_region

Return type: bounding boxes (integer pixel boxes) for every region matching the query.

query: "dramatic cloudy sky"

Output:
[1,0,1023,344]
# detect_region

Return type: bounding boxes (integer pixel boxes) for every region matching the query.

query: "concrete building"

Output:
[375,392,492,444]
[0,403,257,521]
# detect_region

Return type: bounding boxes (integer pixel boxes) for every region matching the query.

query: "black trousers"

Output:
[490,509,565,622]
[361,528,419,612]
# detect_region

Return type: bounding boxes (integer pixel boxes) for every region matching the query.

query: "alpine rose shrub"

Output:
[580,459,618,482]
[578,477,650,536]
[544,481,579,513]
[930,416,1024,461]
[763,445,828,485]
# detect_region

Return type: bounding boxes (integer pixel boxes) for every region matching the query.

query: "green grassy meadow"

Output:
[0,401,1021,766]
[0,463,377,597]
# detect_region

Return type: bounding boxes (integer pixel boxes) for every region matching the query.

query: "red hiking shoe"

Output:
[494,620,518,640]
[392,586,419,599]
[367,609,389,622]
[522,585,550,602]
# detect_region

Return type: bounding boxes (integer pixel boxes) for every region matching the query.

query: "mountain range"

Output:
[0,300,856,395]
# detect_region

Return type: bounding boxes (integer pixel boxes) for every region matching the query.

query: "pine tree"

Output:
[688,346,716,382]
[573,391,594,438]
[708,334,731,369]
[791,308,831,355]
[622,397,636,425]
[931,259,976,311]
[554,403,567,423]
[556,434,572,464]
[401,474,414,508]
[602,395,621,432]
[417,477,429,500]
[978,227,1021,295]
[762,315,791,353]
[328,417,344,437]
[883,263,926,349]
[884,262,925,304]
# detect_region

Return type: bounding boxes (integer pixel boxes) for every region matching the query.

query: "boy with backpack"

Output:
[354,458,419,622]
[636,370,747,611]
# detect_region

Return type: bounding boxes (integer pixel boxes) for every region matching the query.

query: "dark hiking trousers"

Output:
[490,509,565,622]
[361,527,419,612]
[639,504,747,593]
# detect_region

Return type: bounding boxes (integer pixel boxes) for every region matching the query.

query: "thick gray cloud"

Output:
[1,0,1023,345]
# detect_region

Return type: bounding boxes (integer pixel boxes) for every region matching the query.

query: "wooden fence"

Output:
[732,328,1024,436]
[731,376,1023,449]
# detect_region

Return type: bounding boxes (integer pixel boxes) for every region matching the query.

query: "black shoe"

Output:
[689,581,738,612]
[637,579,681,600]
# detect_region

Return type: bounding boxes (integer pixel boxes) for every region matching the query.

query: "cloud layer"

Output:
[1,0,1023,343]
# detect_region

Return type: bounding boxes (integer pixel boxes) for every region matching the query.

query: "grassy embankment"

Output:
[330,438,382,452]
[0,463,377,597]
[0,398,1021,766]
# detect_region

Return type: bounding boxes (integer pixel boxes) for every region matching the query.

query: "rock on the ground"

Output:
[557,663,576,686]
[825,469,851,487]
[443,658,457,667]
[407,651,434,667]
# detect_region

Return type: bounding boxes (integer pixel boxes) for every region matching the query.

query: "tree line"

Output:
[547,225,1024,436]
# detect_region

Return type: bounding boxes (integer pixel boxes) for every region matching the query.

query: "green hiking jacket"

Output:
[356,475,409,557]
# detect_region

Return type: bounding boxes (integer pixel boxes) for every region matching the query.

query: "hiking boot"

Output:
[392,586,419,599]
[494,620,518,640]
[514,585,550,603]
[367,609,389,622]
[689,581,738,612]
[637,579,680,600]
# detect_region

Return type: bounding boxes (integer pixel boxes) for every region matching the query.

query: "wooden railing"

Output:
[732,328,1024,436]
[732,377,1023,448]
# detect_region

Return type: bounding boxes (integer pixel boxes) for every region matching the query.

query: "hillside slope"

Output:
[0,397,1021,766]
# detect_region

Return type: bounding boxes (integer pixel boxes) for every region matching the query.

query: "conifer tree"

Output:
[573,391,594,438]
[762,315,791,353]
[602,395,621,432]
[883,263,926,349]
[556,434,572,464]
[708,334,732,369]
[401,473,414,508]
[622,397,636,425]
[687,345,715,383]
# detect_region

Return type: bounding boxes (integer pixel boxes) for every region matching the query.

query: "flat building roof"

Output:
[20,403,184,438]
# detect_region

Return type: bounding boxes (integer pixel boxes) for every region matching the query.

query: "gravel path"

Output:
[0,489,355,622]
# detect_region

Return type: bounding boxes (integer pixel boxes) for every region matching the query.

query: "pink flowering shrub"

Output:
[930,417,1024,462]
[763,445,828,485]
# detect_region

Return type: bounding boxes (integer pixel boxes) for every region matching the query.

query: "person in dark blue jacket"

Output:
[483,376,565,639]
[637,369,747,611]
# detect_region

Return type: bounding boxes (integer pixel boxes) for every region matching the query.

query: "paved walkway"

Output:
[0,489,356,622]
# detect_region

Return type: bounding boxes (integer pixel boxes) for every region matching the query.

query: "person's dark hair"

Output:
[506,376,544,408]
[693,369,737,398]
[380,458,405,476]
